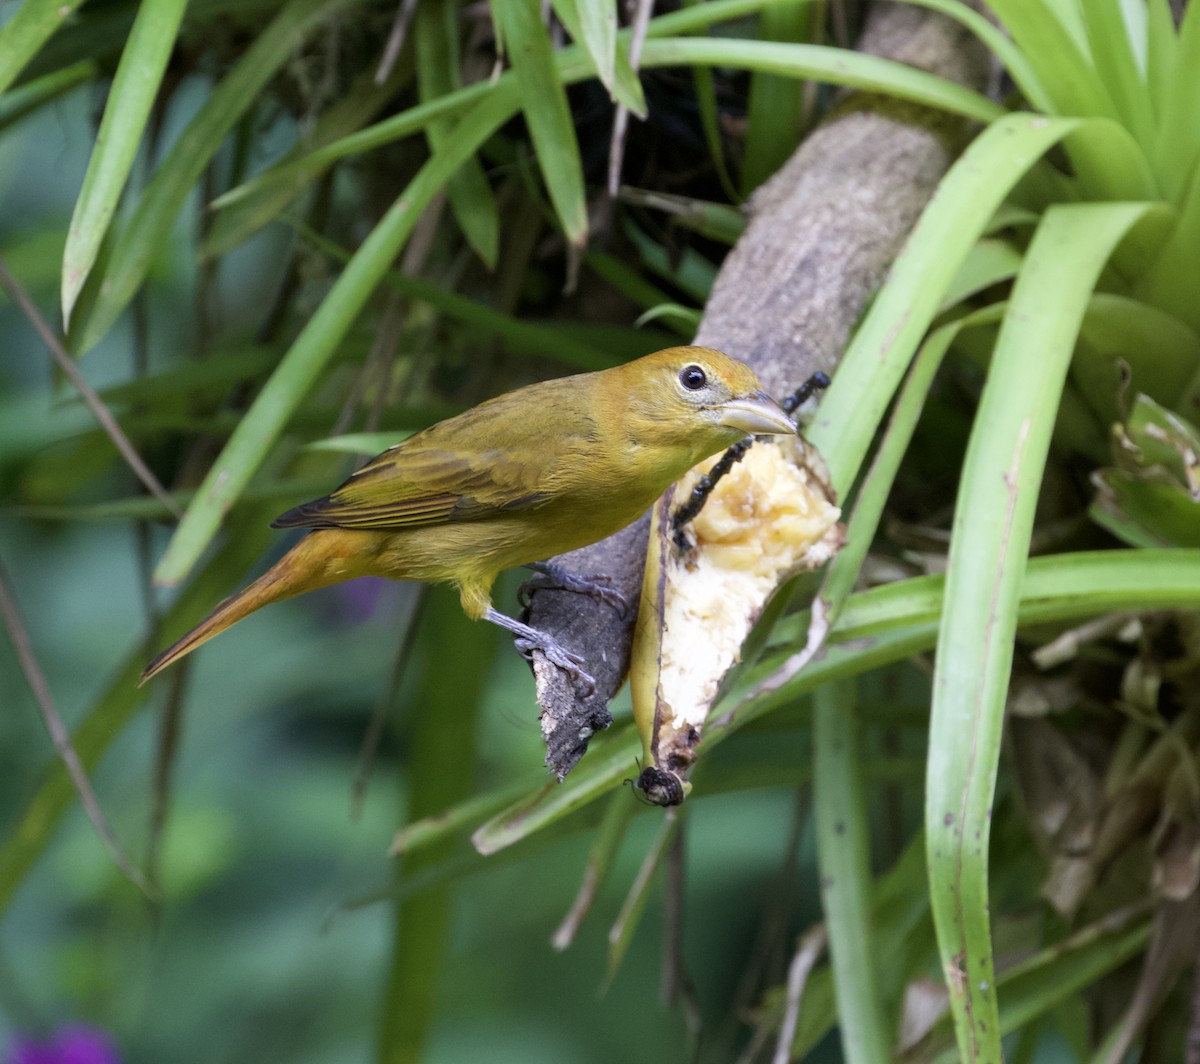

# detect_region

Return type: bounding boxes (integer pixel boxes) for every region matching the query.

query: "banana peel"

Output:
[631,435,843,805]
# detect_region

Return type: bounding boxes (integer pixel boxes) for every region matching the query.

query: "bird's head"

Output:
[622,346,797,453]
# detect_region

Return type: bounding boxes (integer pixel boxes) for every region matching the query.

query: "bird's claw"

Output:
[519,565,629,618]
[515,634,596,698]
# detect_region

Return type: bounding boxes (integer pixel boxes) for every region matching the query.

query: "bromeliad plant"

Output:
[459,1,1200,1058]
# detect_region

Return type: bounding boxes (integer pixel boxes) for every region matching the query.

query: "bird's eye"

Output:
[680,365,707,390]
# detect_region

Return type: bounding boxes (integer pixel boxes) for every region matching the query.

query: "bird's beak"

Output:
[716,391,796,436]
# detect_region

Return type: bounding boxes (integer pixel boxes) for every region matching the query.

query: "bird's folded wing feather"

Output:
[271,443,552,530]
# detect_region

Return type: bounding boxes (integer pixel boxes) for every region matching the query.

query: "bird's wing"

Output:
[271,441,554,531]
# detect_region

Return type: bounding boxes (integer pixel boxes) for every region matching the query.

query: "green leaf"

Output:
[1091,393,1200,547]
[618,186,746,244]
[638,37,1003,125]
[926,201,1154,1061]
[560,0,616,90]
[1092,472,1200,547]
[813,680,891,1062]
[1151,0,1200,199]
[904,0,1052,112]
[208,81,492,220]
[61,0,188,328]
[810,114,1084,500]
[1083,0,1154,150]
[941,240,1023,310]
[305,431,415,456]
[987,0,1119,121]
[605,814,677,982]
[475,548,1200,852]
[1136,140,1200,329]
[688,61,738,201]
[152,92,517,586]
[68,0,356,355]
[807,305,1006,655]
[201,63,411,259]
[493,0,589,253]
[0,0,88,97]
[549,0,646,115]
[1144,0,1178,122]
[634,303,701,333]
[472,727,638,855]
[0,58,95,133]
[416,0,499,268]
[1075,294,1200,415]
[741,0,809,195]
[214,13,993,226]
[551,790,637,949]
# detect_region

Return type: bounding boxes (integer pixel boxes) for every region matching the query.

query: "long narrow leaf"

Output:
[416,0,499,268]
[62,0,189,326]
[809,114,1083,499]
[475,548,1200,852]
[806,306,1006,657]
[493,0,588,254]
[986,0,1119,121]
[902,0,1052,112]
[1151,0,1200,199]
[0,0,88,96]
[813,680,890,1062]
[0,58,96,132]
[926,201,1156,1061]
[1084,0,1154,149]
[638,38,1003,125]
[551,0,645,114]
[741,0,809,195]
[295,224,615,369]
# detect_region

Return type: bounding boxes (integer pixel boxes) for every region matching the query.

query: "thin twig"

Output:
[0,560,157,900]
[772,925,827,1064]
[0,256,182,519]
[350,587,424,819]
[662,820,704,1053]
[147,662,188,892]
[375,0,420,85]
[606,0,653,197]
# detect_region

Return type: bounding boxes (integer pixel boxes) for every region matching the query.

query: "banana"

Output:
[630,435,843,805]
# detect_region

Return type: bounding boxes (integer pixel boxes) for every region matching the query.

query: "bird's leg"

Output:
[781,370,831,416]
[518,561,629,617]
[484,607,597,697]
[671,370,831,552]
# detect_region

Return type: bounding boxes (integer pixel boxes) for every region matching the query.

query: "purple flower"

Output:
[7,1025,120,1064]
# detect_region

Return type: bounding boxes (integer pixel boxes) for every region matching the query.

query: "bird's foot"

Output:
[519,562,629,618]
[513,633,596,698]
[484,607,596,697]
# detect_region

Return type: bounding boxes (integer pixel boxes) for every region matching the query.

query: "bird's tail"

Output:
[139,531,362,685]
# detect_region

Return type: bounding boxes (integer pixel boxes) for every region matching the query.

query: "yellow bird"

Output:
[140,345,796,689]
